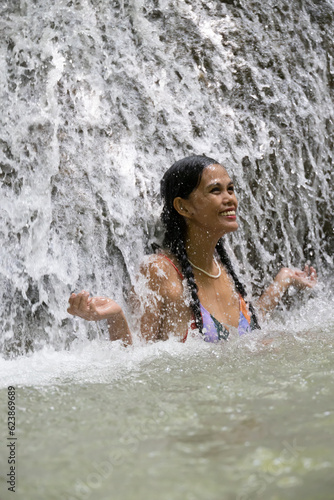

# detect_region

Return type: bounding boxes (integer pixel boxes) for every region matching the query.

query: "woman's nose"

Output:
[222,190,236,204]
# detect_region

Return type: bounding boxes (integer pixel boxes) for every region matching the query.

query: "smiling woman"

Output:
[67,155,318,345]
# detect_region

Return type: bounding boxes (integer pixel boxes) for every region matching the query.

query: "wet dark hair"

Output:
[160,155,260,333]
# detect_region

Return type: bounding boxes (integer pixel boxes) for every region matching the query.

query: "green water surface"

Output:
[1,330,334,500]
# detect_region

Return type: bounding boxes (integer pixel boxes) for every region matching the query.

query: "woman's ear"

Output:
[173,197,192,218]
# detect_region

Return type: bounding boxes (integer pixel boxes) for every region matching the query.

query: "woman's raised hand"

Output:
[68,291,132,344]
[277,265,318,290]
[67,291,123,321]
[257,264,318,315]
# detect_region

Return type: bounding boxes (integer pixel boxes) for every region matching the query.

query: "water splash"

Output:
[1,0,333,354]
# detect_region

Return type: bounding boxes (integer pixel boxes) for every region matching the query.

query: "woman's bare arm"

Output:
[67,256,183,344]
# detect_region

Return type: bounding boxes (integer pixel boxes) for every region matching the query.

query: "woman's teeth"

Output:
[221,210,236,216]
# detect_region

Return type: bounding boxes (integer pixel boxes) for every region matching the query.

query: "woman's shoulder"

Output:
[140,251,183,281]
[137,252,184,301]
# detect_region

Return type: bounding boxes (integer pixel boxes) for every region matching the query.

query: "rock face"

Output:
[1,0,333,354]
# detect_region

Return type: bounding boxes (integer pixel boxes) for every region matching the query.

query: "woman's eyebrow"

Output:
[207,180,234,188]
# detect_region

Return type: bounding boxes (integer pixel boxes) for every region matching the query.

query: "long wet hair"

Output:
[160,155,260,333]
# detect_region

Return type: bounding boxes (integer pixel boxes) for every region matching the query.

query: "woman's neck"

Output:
[185,228,221,271]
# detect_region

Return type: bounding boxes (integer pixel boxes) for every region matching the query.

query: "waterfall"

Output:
[1,0,333,356]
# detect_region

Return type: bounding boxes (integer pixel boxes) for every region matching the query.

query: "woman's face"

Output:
[177,164,239,237]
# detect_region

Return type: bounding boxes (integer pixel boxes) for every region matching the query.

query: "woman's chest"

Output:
[197,274,240,328]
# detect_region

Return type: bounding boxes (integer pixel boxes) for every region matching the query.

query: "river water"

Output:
[1,0,334,498]
[1,296,334,500]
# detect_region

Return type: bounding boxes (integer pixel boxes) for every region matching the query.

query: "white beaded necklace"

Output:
[187,255,221,279]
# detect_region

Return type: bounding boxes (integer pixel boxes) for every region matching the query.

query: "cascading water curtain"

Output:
[1,0,333,355]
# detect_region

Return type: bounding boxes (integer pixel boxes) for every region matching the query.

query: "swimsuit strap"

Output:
[239,295,251,323]
[158,253,184,279]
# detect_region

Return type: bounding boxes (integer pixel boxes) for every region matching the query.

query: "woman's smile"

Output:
[219,209,236,217]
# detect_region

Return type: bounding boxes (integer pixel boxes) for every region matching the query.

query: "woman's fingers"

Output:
[78,291,90,310]
[74,291,87,310]
[304,265,317,284]
[310,266,317,279]
[303,265,317,279]
[288,265,318,289]
[67,291,92,317]
[67,293,78,314]
[68,293,76,306]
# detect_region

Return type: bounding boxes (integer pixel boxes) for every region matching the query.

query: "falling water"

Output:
[0,1,334,499]
[1,0,333,355]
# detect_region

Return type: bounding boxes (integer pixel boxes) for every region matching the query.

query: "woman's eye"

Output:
[210,187,220,193]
